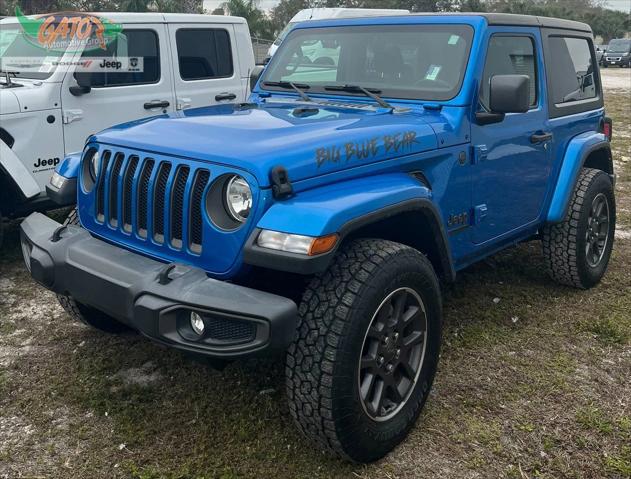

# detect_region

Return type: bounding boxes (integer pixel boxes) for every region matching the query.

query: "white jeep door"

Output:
[168,24,243,111]
[61,24,176,154]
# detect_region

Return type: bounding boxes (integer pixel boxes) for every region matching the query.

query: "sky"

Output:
[203,0,631,13]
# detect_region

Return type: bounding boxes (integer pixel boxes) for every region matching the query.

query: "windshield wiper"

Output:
[324,84,393,110]
[0,70,20,87]
[262,81,312,102]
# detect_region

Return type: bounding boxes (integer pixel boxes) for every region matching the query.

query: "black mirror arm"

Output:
[69,85,91,96]
[475,111,505,125]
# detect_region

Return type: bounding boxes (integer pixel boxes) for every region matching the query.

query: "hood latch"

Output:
[270,165,293,200]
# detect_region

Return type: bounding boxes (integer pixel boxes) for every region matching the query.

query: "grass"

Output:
[0,72,630,479]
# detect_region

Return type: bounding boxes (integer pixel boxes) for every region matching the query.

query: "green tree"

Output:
[221,0,272,37]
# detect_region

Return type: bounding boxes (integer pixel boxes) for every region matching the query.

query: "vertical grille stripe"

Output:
[137,159,155,237]
[122,156,139,232]
[108,153,125,227]
[189,169,210,253]
[153,162,172,243]
[170,166,190,248]
[95,150,111,222]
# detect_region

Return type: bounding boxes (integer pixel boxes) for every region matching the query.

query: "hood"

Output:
[94,101,439,187]
[0,80,60,114]
[0,89,20,114]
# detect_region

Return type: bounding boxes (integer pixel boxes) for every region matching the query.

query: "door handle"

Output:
[144,100,170,110]
[530,132,553,143]
[215,92,237,102]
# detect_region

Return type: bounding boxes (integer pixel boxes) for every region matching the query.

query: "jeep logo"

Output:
[34,157,60,168]
[99,59,122,69]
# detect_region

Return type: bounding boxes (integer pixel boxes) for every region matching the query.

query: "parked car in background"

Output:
[21,12,616,463]
[601,38,631,67]
[0,12,254,245]
[266,8,409,59]
[595,44,606,63]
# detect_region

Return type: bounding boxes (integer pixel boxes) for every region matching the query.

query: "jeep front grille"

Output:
[93,150,211,254]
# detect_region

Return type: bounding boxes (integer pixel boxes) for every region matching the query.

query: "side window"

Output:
[176,29,233,81]
[480,36,537,110]
[77,29,160,87]
[548,37,596,104]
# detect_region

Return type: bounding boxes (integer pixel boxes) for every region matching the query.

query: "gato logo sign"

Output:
[15,7,122,53]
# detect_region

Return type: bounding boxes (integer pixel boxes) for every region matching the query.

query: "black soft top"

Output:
[410,12,591,33]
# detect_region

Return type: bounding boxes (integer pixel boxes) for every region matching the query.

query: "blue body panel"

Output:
[547,131,607,222]
[56,152,82,179]
[258,173,432,237]
[75,14,607,280]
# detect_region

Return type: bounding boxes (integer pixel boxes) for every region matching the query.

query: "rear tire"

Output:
[542,168,616,289]
[286,239,442,462]
[56,208,131,334]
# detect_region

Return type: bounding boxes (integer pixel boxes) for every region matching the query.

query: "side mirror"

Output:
[70,72,92,96]
[489,74,530,113]
[476,74,530,125]
[250,65,264,91]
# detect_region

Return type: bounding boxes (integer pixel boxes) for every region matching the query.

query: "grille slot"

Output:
[108,153,125,227]
[122,156,139,232]
[189,169,210,253]
[95,150,112,222]
[153,162,172,243]
[137,159,155,238]
[170,166,190,249]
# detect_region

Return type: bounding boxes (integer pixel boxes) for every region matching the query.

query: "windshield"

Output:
[0,24,65,80]
[607,39,631,53]
[262,24,474,102]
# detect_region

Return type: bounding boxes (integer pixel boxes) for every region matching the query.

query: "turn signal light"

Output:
[309,234,338,256]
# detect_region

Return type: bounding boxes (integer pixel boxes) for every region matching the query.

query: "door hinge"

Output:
[62,109,83,124]
[176,97,192,110]
[474,204,488,224]
[471,144,488,165]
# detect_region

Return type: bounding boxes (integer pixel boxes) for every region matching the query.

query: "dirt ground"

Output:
[0,68,629,479]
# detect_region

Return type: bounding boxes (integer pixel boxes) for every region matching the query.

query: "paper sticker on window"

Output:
[448,35,460,45]
[425,65,441,81]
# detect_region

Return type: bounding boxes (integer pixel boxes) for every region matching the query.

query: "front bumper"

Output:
[20,213,297,359]
[602,56,630,66]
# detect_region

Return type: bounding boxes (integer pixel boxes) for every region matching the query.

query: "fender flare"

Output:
[243,173,455,280]
[546,133,611,223]
[0,141,40,199]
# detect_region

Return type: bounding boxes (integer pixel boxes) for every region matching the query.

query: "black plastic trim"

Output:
[20,213,297,360]
[45,177,77,206]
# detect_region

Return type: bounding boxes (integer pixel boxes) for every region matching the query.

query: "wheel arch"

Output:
[546,132,612,224]
[339,200,456,283]
[0,141,40,203]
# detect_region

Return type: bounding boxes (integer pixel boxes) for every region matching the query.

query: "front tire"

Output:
[542,168,616,289]
[286,239,442,462]
[56,208,130,333]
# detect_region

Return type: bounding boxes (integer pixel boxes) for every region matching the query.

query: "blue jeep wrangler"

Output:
[20,13,616,462]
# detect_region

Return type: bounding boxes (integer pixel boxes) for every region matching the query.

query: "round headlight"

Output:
[88,150,101,181]
[225,175,252,223]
